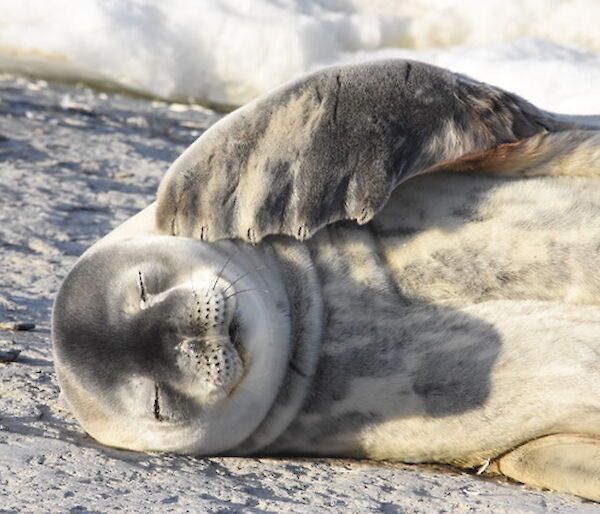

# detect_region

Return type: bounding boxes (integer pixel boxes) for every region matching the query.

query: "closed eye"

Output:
[153,383,164,422]
[138,270,147,304]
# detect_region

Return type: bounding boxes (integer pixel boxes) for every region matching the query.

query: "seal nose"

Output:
[176,335,244,401]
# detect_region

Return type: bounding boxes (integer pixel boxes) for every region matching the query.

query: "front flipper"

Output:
[496,434,600,501]
[155,59,581,243]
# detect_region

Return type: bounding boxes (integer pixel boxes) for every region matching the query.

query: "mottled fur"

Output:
[155,59,597,243]
[53,173,600,500]
[264,175,600,466]
[53,60,600,501]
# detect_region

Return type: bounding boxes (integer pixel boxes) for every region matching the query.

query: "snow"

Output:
[0,0,599,110]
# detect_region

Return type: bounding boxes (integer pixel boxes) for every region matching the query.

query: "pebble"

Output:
[0,348,21,363]
[0,321,36,331]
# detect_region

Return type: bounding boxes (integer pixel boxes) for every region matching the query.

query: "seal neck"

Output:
[227,236,324,455]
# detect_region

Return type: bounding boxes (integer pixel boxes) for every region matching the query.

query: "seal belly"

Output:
[266,173,600,465]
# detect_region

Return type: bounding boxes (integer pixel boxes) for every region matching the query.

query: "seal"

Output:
[52,60,600,501]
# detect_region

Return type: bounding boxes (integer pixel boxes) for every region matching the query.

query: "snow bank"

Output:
[0,0,598,111]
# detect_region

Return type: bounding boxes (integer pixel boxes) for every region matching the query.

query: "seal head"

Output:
[52,235,291,454]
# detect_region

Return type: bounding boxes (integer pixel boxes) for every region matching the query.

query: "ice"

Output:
[0,0,598,111]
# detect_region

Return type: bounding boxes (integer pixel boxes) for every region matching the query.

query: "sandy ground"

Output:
[0,74,598,513]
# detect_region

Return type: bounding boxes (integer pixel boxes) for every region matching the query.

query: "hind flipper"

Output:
[428,130,600,179]
[496,434,600,501]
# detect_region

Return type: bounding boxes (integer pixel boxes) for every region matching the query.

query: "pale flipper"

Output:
[495,434,600,501]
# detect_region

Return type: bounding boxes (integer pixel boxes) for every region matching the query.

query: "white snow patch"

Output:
[0,0,598,110]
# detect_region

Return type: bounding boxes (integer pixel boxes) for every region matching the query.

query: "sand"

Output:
[0,74,598,513]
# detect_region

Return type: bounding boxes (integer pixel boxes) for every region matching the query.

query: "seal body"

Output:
[53,172,600,501]
[52,59,600,501]
[260,173,600,472]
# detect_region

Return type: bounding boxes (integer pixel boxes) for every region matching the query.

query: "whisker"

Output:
[222,266,268,295]
[206,244,241,298]
[224,288,271,301]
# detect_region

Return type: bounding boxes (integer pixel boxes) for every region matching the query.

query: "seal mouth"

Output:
[174,308,246,405]
[147,313,247,427]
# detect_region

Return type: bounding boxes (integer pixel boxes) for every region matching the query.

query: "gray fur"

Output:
[52,60,600,501]
[259,174,600,463]
[156,59,594,243]
[53,172,600,473]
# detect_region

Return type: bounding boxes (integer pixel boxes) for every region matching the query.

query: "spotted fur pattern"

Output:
[260,173,600,470]
[155,59,588,244]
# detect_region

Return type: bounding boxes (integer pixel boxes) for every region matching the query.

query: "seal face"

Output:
[53,236,292,454]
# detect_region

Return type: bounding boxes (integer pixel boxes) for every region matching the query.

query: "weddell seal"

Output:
[52,60,600,500]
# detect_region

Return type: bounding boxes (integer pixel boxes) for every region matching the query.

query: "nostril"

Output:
[228,318,240,344]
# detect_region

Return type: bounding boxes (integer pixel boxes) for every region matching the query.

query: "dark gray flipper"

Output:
[155,59,583,243]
